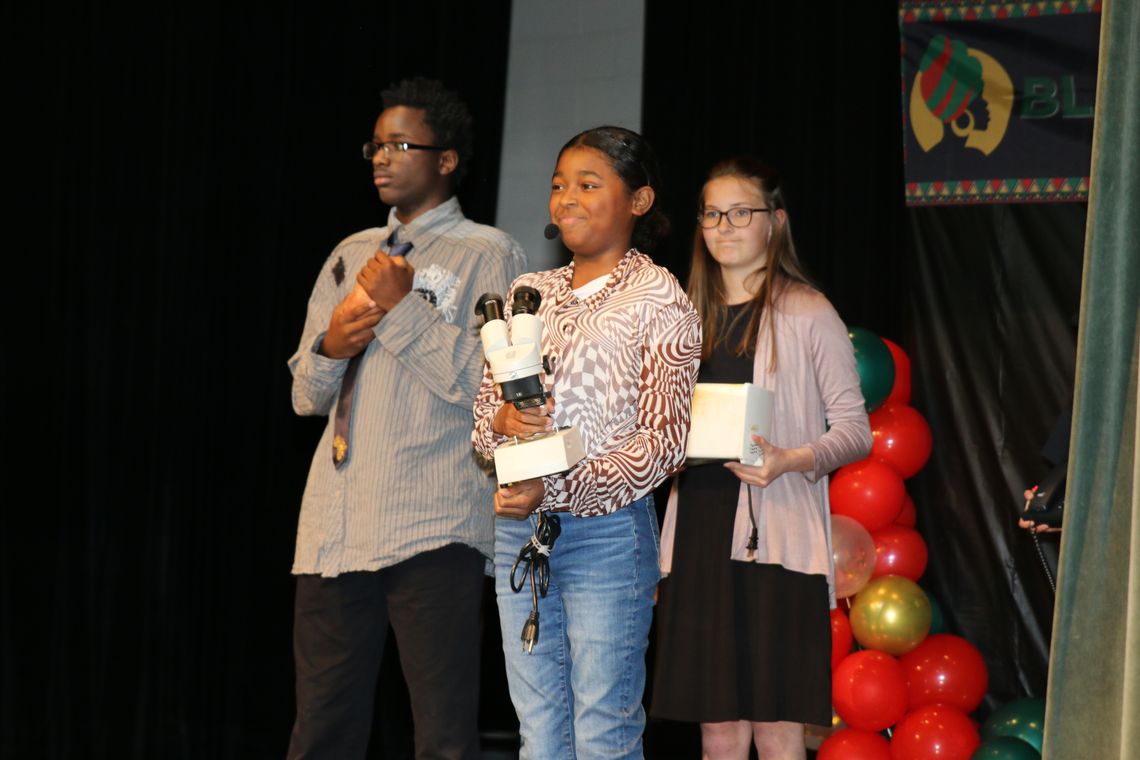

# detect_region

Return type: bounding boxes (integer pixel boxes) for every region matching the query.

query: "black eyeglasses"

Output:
[697,207,771,228]
[362,141,448,160]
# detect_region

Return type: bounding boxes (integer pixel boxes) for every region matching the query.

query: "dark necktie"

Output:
[332,237,414,468]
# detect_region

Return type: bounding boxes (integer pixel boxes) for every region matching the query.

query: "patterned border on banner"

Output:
[905,176,1090,204]
[900,1,1102,22]
[899,1,1098,205]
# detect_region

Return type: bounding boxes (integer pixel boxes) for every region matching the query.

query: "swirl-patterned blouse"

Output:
[473,249,701,517]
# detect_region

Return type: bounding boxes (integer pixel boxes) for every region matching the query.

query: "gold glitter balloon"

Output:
[849,575,931,655]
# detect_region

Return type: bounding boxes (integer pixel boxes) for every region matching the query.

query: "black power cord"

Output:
[746,485,759,560]
[509,512,561,653]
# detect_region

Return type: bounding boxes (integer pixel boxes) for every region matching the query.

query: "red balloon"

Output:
[890,704,980,760]
[832,650,908,732]
[831,608,854,670]
[869,404,933,479]
[882,338,912,407]
[871,525,928,582]
[818,728,891,760]
[893,494,917,527]
[899,634,989,712]
[830,459,906,532]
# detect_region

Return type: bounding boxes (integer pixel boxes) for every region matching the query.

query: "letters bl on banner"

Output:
[900,1,1100,205]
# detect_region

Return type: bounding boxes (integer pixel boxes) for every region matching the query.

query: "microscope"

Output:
[475,287,584,485]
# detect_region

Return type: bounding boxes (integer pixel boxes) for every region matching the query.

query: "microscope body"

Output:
[476,289,584,485]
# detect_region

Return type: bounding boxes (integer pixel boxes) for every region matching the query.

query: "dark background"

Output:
[4,1,1080,757]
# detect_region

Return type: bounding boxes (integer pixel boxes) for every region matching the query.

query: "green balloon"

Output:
[927,590,947,634]
[848,327,895,412]
[971,737,1040,760]
[982,698,1046,753]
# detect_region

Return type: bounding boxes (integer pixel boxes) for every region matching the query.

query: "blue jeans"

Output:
[494,495,660,760]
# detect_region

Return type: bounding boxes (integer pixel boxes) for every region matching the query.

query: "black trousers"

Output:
[287,543,485,760]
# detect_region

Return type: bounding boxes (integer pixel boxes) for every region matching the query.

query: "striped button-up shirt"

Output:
[473,249,701,517]
[289,197,526,576]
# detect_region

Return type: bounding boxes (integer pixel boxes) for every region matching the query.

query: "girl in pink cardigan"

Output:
[651,157,871,760]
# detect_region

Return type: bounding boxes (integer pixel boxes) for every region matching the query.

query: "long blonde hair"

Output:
[687,157,814,370]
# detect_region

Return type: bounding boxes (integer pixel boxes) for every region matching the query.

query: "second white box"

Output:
[685,383,774,465]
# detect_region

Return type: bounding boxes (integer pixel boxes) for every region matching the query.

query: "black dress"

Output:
[650,302,832,725]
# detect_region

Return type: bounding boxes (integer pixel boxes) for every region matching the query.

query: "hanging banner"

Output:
[900,1,1100,205]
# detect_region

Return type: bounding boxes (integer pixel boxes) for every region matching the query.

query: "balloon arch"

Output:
[815,330,1044,760]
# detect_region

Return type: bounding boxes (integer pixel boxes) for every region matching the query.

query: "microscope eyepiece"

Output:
[475,292,505,322]
[512,286,542,316]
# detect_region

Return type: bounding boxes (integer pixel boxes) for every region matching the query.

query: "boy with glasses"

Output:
[286,77,525,760]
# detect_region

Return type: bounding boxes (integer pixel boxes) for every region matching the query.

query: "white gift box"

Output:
[685,383,774,465]
[493,427,585,485]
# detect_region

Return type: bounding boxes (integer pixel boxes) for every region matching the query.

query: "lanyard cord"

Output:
[1029,530,1057,593]
[509,512,561,653]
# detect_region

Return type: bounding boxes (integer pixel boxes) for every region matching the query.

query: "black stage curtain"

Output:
[905,204,1082,699]
[642,1,1082,752]
[5,3,512,758]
